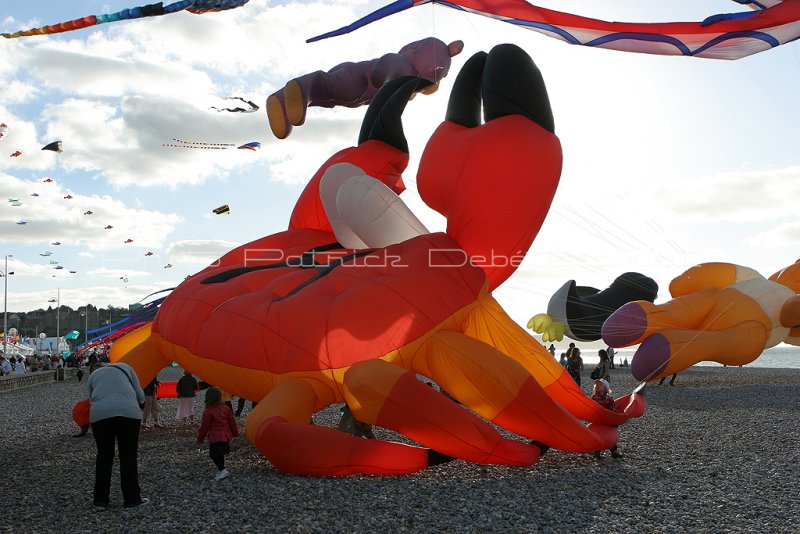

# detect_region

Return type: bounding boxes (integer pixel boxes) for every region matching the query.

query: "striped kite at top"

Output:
[308,0,800,60]
[2,0,249,39]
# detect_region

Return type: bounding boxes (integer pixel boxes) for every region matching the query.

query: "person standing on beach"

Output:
[566,347,583,387]
[197,387,239,481]
[141,377,162,429]
[548,344,556,357]
[87,362,149,509]
[596,349,611,382]
[175,370,199,424]
[606,346,616,369]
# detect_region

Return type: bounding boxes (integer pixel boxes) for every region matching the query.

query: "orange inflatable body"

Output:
[604,261,800,380]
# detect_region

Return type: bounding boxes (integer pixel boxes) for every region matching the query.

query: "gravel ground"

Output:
[1,365,798,533]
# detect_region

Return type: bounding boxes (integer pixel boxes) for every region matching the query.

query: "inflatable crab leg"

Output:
[343,359,540,465]
[245,377,433,476]
[463,296,644,424]
[412,331,618,452]
[629,321,769,381]
[108,324,171,385]
[602,289,722,347]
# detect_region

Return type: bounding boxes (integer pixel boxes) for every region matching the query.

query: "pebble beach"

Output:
[2,365,798,534]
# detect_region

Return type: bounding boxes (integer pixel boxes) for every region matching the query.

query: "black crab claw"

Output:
[359,75,434,153]
[446,44,554,134]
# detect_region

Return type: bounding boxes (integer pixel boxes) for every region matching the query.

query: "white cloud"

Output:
[654,165,800,222]
[167,239,241,265]
[0,173,181,249]
[742,221,800,248]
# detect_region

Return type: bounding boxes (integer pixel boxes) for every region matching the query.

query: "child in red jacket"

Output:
[591,379,623,459]
[197,387,239,480]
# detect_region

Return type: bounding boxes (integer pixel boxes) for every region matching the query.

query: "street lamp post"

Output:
[55,287,60,355]
[80,307,89,344]
[2,254,13,359]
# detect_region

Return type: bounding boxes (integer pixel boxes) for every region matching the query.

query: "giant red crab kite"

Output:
[111,44,644,476]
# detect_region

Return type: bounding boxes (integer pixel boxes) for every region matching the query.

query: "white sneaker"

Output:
[215,468,230,481]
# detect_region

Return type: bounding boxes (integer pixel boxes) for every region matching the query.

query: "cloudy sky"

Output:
[1,0,799,337]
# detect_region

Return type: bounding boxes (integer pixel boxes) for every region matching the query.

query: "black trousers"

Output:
[92,416,142,506]
[209,441,230,470]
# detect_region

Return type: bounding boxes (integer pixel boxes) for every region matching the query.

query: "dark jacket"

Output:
[176,375,199,398]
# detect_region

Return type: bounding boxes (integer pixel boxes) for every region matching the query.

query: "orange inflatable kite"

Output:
[111,44,645,476]
[603,260,800,381]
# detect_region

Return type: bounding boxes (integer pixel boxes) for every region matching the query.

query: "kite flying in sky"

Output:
[10,150,21,157]
[2,0,250,39]
[0,123,7,140]
[162,138,261,150]
[210,97,259,113]
[42,141,63,153]
[213,204,230,215]
[309,0,800,60]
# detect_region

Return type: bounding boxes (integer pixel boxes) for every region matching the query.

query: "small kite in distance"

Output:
[54,265,64,270]
[10,150,21,157]
[163,138,261,151]
[42,141,63,153]
[31,193,39,197]
[43,178,53,183]
[124,238,133,243]
[69,270,77,274]
[10,201,22,207]
[16,220,27,225]
[164,264,173,269]
[145,251,154,256]
[64,195,73,199]
[84,210,93,215]
[1,0,251,39]
[104,225,113,229]
[120,276,129,283]
[52,241,61,245]
[213,204,230,215]
[0,123,7,140]
[40,251,53,256]
[210,97,259,113]
[237,142,261,151]
[48,298,57,303]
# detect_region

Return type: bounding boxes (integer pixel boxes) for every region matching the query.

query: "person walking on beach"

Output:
[87,362,149,509]
[658,373,678,386]
[590,379,623,459]
[141,377,162,429]
[197,387,239,481]
[566,347,583,386]
[596,349,611,382]
[606,346,616,369]
[547,344,556,357]
[175,370,199,424]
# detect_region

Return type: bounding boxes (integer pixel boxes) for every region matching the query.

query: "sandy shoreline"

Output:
[2,365,798,533]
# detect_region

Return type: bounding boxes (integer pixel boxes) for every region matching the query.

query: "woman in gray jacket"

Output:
[87,362,148,509]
